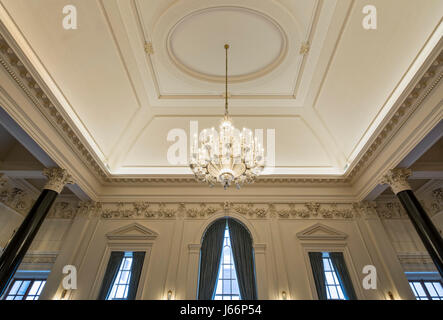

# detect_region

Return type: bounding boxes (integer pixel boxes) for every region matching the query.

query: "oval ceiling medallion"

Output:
[167,6,288,83]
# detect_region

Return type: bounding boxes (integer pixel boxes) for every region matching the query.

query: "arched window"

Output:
[214,222,241,300]
[197,218,257,300]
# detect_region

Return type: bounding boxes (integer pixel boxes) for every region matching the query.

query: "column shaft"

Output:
[0,189,58,296]
[396,190,443,277]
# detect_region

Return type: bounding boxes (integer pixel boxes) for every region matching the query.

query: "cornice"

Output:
[346,49,443,182]
[0,29,441,189]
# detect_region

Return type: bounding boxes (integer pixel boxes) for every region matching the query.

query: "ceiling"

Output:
[0,0,442,179]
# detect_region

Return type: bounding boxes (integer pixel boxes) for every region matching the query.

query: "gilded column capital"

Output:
[380,168,412,194]
[43,168,74,194]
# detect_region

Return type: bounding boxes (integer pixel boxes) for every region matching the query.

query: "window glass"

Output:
[4,279,46,300]
[409,280,443,300]
[213,225,241,300]
[107,252,133,300]
[322,252,347,300]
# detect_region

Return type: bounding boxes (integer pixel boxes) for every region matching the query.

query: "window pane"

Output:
[120,271,130,284]
[107,252,134,300]
[18,281,31,295]
[9,281,22,295]
[115,285,126,298]
[28,281,42,296]
[321,252,347,300]
[433,282,443,296]
[329,286,339,299]
[412,282,426,297]
[424,282,437,296]
[223,280,231,294]
[323,259,332,271]
[223,265,230,279]
[325,272,335,285]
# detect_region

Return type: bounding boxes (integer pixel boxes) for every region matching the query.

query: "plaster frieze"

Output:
[0,32,441,188]
[96,201,356,220]
[0,178,79,219]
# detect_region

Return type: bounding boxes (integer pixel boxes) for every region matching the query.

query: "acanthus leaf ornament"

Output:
[380,168,412,194]
[43,168,74,193]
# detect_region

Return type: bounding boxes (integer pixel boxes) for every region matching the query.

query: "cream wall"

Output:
[3,192,442,300]
[35,203,420,301]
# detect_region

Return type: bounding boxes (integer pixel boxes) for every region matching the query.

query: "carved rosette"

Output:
[380,168,412,194]
[43,168,74,194]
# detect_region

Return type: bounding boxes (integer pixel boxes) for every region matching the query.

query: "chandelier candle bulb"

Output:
[189,44,265,189]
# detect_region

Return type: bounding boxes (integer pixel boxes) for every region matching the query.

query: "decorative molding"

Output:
[253,243,266,253]
[0,34,108,181]
[0,178,79,219]
[397,253,434,266]
[353,201,378,219]
[21,252,58,265]
[188,243,201,253]
[43,167,74,193]
[379,168,412,194]
[0,28,441,187]
[296,223,348,240]
[96,201,355,220]
[166,6,288,84]
[299,42,310,55]
[144,42,154,55]
[347,50,443,181]
[106,223,159,241]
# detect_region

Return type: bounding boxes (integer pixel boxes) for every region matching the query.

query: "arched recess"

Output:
[186,211,267,299]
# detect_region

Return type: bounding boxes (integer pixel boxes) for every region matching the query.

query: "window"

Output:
[4,279,46,300]
[107,251,133,300]
[322,252,346,300]
[409,280,443,300]
[213,224,241,300]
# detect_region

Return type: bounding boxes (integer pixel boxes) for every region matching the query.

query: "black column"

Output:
[397,190,443,278]
[0,189,58,296]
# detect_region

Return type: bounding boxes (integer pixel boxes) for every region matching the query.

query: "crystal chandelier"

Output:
[190,44,265,189]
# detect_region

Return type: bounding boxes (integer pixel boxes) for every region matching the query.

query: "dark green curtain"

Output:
[228,218,257,300]
[329,252,357,300]
[127,251,146,300]
[97,251,124,300]
[308,252,327,300]
[197,218,226,300]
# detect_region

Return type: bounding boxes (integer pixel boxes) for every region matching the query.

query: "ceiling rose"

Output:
[167,6,287,83]
[190,44,265,189]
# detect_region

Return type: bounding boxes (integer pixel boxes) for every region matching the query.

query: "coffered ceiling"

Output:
[0,0,442,180]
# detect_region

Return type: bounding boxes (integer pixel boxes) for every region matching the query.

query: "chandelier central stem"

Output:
[189,43,265,189]
[224,44,229,119]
